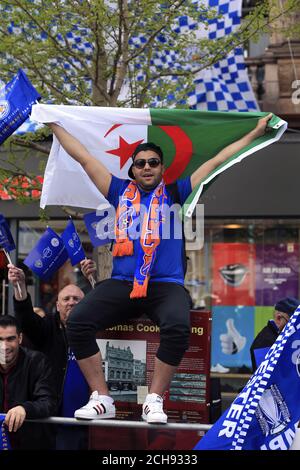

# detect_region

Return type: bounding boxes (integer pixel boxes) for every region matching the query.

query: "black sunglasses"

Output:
[132,158,161,169]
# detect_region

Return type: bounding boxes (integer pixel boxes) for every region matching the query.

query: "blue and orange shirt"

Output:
[107,176,192,285]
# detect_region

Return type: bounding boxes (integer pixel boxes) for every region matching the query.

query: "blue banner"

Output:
[0,414,11,450]
[24,227,68,280]
[195,308,300,450]
[83,210,115,247]
[0,214,16,252]
[0,69,41,144]
[61,219,85,266]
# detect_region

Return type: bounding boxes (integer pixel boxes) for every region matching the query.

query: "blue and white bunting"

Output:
[6,1,257,123]
[191,1,259,111]
[131,0,258,111]
[0,69,40,144]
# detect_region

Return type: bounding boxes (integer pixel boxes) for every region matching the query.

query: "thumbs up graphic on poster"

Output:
[220,318,246,355]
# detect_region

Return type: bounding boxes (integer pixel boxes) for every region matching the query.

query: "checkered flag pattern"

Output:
[181,0,258,111]
[6,0,258,138]
[192,46,259,111]
[129,0,258,111]
[191,0,258,111]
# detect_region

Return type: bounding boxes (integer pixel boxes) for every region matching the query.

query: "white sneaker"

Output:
[74,391,116,420]
[210,363,230,373]
[142,393,168,424]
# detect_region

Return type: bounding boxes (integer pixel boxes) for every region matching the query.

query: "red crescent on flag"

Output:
[104,124,122,138]
[159,126,193,184]
[104,124,193,181]
[104,124,144,168]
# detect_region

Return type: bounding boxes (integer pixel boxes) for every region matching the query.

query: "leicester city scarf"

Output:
[195,306,300,450]
[0,414,10,450]
[113,180,167,298]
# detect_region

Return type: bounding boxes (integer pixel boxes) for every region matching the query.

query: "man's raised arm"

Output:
[190,113,273,190]
[49,123,112,198]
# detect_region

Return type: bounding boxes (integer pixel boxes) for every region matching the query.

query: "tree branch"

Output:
[11,138,50,155]
[127,0,187,62]
[111,0,130,106]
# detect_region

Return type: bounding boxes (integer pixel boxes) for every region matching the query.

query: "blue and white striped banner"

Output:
[131,0,258,111]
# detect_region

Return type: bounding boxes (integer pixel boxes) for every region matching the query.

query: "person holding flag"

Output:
[47,114,272,423]
[8,265,89,449]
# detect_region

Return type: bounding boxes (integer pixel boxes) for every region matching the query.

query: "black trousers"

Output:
[66,279,191,366]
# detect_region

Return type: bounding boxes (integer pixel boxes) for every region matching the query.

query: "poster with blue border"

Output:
[211,306,254,369]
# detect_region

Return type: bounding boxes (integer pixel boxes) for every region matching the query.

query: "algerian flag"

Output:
[31,104,287,217]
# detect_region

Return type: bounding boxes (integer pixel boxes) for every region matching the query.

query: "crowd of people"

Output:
[1,114,284,450]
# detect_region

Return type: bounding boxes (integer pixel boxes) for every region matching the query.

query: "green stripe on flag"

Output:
[148,110,286,217]
[150,108,265,126]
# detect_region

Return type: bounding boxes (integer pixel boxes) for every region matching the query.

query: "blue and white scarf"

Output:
[195,306,300,450]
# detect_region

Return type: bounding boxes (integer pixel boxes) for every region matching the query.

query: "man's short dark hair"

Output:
[0,315,21,334]
[132,142,163,162]
[128,142,163,179]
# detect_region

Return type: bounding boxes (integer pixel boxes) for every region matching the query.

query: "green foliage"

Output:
[1,0,299,108]
[2,0,297,109]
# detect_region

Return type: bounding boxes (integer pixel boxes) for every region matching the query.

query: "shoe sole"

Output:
[75,411,116,420]
[142,414,167,425]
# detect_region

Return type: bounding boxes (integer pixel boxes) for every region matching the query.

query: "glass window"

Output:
[185,218,300,373]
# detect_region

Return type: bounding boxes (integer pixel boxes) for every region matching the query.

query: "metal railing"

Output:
[23,416,212,432]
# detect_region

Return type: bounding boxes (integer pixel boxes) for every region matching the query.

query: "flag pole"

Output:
[89,275,96,289]
[85,257,96,289]
[3,249,23,298]
[68,217,95,288]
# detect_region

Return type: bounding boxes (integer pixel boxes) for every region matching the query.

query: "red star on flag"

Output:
[106,136,144,169]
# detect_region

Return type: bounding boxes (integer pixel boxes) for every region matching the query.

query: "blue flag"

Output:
[195,307,300,450]
[83,210,115,247]
[0,69,40,144]
[0,214,16,252]
[0,414,11,450]
[61,219,85,266]
[24,227,68,280]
